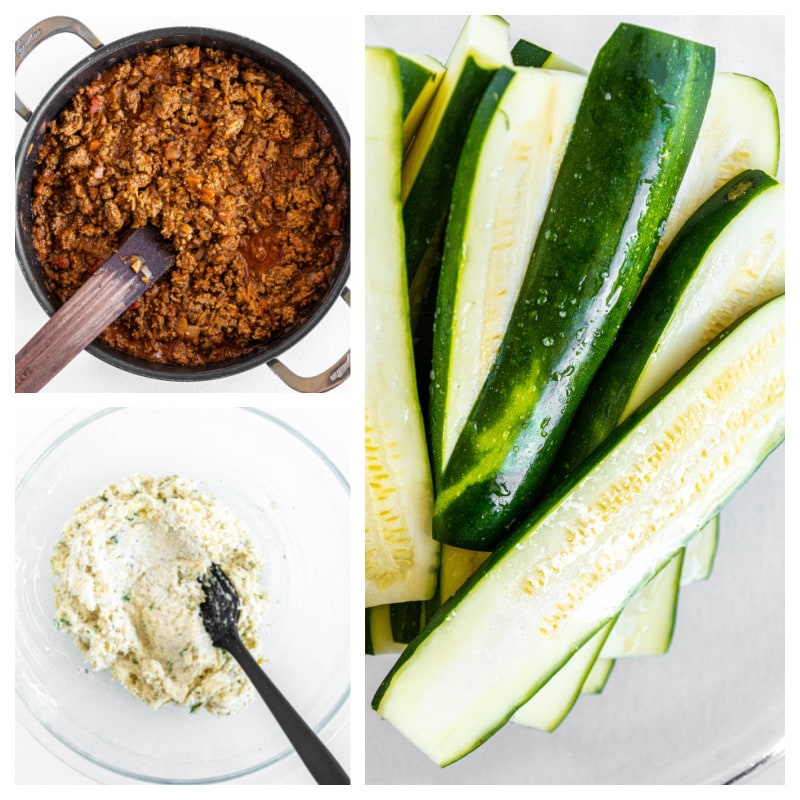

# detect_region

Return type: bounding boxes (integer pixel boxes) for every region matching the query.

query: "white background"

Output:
[11,2,792,788]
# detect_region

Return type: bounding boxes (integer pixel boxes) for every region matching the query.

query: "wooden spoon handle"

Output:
[16,257,140,392]
[15,226,174,392]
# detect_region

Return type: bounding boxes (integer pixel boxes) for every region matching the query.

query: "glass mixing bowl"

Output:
[16,407,350,784]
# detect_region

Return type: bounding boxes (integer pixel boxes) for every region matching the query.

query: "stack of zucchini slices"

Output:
[365,15,784,767]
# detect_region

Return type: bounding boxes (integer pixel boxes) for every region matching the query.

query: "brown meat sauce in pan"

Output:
[31,45,347,366]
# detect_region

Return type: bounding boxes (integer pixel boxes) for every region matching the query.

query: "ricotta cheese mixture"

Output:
[51,474,268,715]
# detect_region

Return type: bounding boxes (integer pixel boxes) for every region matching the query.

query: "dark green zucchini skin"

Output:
[403,59,494,312]
[549,168,779,486]
[389,595,440,644]
[375,293,784,726]
[433,23,715,551]
[429,66,518,483]
[405,61,500,299]
[365,609,374,655]
[510,39,551,67]
[397,57,438,122]
[405,57,503,420]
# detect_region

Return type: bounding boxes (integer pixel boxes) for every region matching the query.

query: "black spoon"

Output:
[199,563,350,785]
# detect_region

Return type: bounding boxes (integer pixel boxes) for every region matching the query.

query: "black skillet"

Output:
[15,17,350,391]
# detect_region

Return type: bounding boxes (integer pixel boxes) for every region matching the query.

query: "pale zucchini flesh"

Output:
[626,180,784,418]
[581,657,615,694]
[681,515,720,583]
[512,620,614,731]
[438,544,490,603]
[513,541,683,713]
[365,48,438,607]
[645,72,780,277]
[373,295,784,766]
[513,543,681,726]
[600,550,683,658]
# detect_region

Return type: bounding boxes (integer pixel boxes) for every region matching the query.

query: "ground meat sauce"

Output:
[31,45,347,366]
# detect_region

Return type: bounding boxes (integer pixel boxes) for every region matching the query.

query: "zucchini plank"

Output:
[373,294,785,766]
[512,620,615,731]
[550,170,783,673]
[511,38,585,73]
[581,658,615,695]
[552,170,784,484]
[396,52,445,152]
[402,15,510,286]
[434,23,715,551]
[430,65,586,483]
[364,46,449,633]
[644,72,780,278]
[600,551,684,658]
[402,15,511,413]
[681,515,720,584]
[365,48,438,607]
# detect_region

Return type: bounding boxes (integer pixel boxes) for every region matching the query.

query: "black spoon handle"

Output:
[220,632,350,785]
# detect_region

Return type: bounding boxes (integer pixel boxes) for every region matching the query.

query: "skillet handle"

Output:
[267,287,350,393]
[15,16,103,120]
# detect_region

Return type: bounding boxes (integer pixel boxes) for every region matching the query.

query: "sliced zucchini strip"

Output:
[681,516,720,584]
[600,551,684,659]
[512,620,614,731]
[365,48,438,607]
[403,14,510,294]
[430,65,586,482]
[396,52,445,152]
[402,15,511,411]
[434,23,715,551]
[511,38,585,73]
[581,658,615,695]
[374,294,784,766]
[646,72,780,277]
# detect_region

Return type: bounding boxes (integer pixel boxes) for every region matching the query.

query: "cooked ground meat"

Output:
[31,45,347,366]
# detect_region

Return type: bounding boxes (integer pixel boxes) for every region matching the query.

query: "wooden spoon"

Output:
[15,225,175,393]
